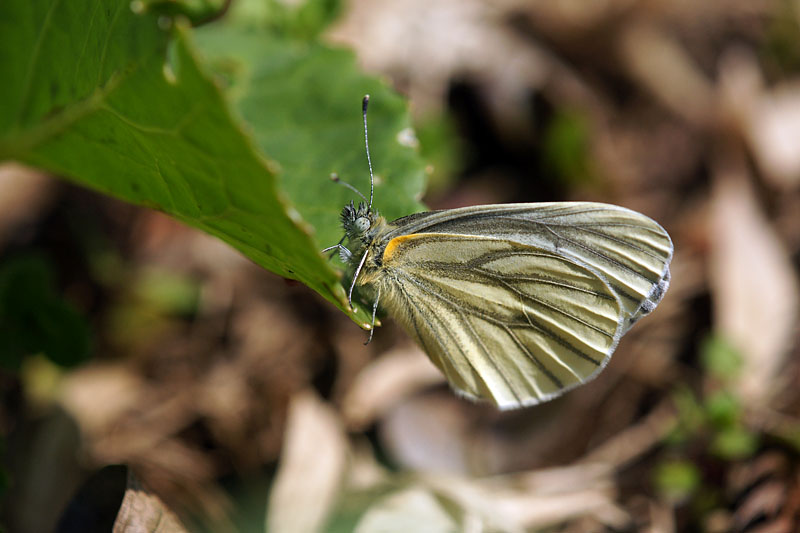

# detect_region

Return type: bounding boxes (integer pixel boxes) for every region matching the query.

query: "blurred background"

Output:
[2,0,800,531]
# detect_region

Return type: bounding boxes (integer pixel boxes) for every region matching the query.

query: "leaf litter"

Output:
[4,0,800,531]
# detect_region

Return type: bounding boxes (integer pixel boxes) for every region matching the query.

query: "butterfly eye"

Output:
[355,216,370,232]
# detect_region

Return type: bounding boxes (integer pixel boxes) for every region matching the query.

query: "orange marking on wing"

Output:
[382,234,424,263]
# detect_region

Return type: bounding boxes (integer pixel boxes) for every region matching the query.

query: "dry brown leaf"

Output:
[113,471,188,533]
[421,467,628,531]
[580,400,677,469]
[749,86,800,186]
[351,461,626,532]
[649,500,677,533]
[710,153,799,404]
[618,23,715,127]
[266,390,348,533]
[58,364,148,439]
[327,0,550,118]
[512,462,614,496]
[719,47,800,187]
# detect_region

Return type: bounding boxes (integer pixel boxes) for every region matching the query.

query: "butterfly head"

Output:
[341,200,377,240]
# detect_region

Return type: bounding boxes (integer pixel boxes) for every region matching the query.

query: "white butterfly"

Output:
[326,97,672,409]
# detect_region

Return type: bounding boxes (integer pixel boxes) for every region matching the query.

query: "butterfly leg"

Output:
[348,249,370,309]
[321,241,352,262]
[365,287,381,345]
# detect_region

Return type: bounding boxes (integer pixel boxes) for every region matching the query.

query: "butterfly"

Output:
[325,96,673,410]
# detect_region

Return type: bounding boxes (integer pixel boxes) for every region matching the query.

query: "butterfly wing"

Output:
[374,203,673,409]
[385,202,673,332]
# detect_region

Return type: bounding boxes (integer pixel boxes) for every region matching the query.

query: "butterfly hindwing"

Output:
[375,233,625,408]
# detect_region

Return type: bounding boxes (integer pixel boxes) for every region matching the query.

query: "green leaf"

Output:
[654,460,700,502]
[768,419,800,453]
[0,0,426,326]
[141,0,229,25]
[415,112,461,197]
[542,109,593,185]
[704,390,741,429]
[134,268,200,316]
[192,27,427,250]
[711,425,758,460]
[226,0,343,39]
[667,386,706,444]
[0,255,91,369]
[700,334,743,381]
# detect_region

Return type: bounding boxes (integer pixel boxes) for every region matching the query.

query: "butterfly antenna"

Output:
[362,95,375,210]
[330,173,368,204]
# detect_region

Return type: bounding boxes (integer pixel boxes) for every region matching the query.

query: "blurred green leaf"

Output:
[0,0,426,327]
[20,355,65,405]
[667,387,706,445]
[0,438,8,498]
[135,268,200,316]
[261,0,341,39]
[654,460,701,502]
[218,0,342,37]
[325,486,400,533]
[711,426,758,460]
[704,390,741,429]
[768,419,800,452]
[103,268,199,354]
[762,0,800,76]
[541,110,592,185]
[0,255,91,369]
[700,334,743,381]
[415,112,461,198]
[142,0,229,25]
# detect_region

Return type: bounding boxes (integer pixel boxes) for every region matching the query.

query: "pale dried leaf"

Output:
[379,394,474,474]
[58,364,146,438]
[346,440,391,491]
[649,500,677,533]
[266,390,348,533]
[522,0,771,29]
[0,163,54,250]
[710,155,799,404]
[342,345,444,430]
[515,0,632,31]
[719,48,800,186]
[327,0,549,117]
[619,24,715,127]
[422,469,628,531]
[514,463,614,495]
[750,86,800,185]
[113,471,187,533]
[354,488,460,533]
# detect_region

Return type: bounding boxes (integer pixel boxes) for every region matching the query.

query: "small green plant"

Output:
[665,334,757,460]
[655,334,759,518]
[0,254,91,370]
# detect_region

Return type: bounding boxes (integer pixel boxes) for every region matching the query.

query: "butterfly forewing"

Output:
[360,202,672,409]
[383,203,673,328]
